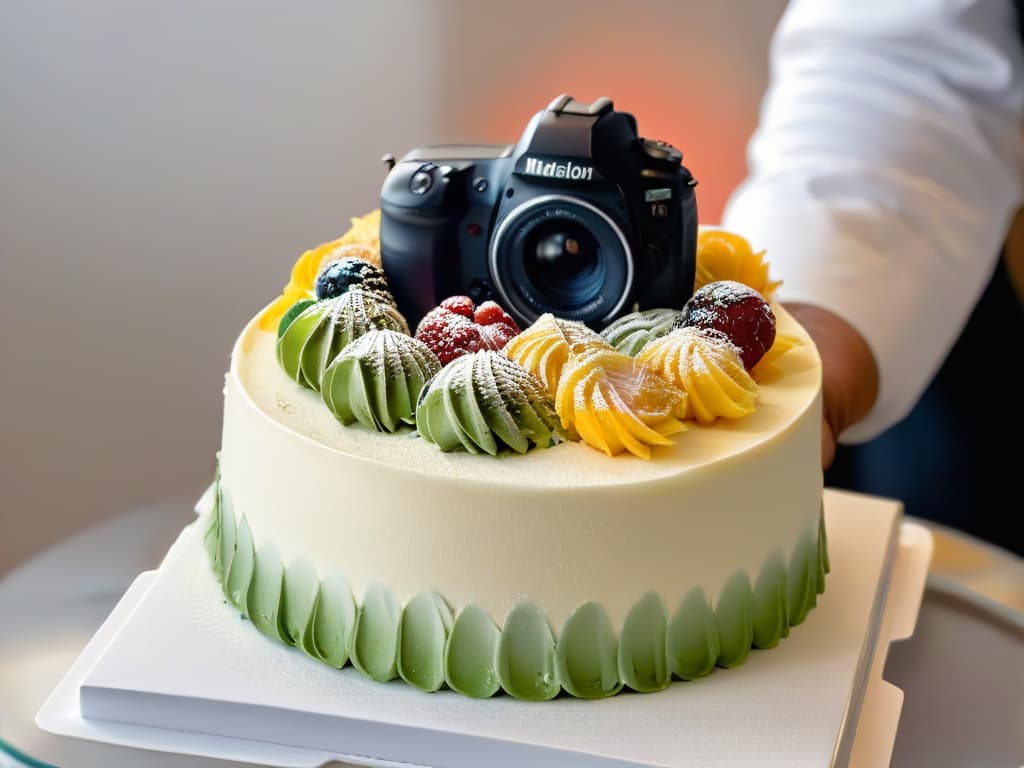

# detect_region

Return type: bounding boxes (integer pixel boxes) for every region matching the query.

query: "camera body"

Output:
[380,94,698,331]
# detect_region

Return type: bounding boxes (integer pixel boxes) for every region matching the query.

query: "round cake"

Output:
[204,221,828,700]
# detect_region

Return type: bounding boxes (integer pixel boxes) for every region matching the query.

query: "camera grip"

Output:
[380,207,458,330]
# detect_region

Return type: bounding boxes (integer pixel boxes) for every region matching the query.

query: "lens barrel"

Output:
[489,195,633,328]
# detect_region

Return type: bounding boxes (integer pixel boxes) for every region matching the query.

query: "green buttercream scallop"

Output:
[752,552,788,649]
[202,458,830,700]
[817,508,830,594]
[225,515,255,614]
[600,308,679,356]
[276,289,409,392]
[667,586,721,680]
[445,604,501,698]
[715,571,754,668]
[556,602,622,699]
[618,591,670,692]
[204,480,223,575]
[246,542,285,642]
[280,557,319,647]
[398,592,453,692]
[351,582,401,682]
[203,506,221,573]
[496,603,559,701]
[416,351,565,455]
[788,524,819,627]
[322,329,440,432]
[216,487,236,586]
[305,571,356,669]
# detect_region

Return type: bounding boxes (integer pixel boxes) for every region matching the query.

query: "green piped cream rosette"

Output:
[321,329,441,433]
[415,351,566,455]
[276,289,409,392]
[206,455,828,701]
[600,307,679,356]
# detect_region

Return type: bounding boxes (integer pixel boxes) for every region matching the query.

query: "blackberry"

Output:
[314,256,391,302]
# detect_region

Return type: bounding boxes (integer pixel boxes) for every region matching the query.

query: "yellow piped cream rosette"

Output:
[751,332,799,381]
[637,327,758,425]
[503,313,613,400]
[259,209,382,332]
[554,345,688,460]
[695,229,781,300]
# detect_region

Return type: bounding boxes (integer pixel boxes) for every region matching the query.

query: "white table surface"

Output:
[2,499,1022,768]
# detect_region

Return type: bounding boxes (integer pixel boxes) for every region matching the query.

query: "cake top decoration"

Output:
[260,207,794,460]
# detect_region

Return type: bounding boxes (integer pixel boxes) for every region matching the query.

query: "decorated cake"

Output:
[203,215,827,701]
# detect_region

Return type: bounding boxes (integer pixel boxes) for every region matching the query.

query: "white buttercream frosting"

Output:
[219,304,823,630]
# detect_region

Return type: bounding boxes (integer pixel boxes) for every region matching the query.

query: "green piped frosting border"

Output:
[206,468,828,700]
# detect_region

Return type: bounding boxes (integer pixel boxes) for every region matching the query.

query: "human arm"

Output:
[722,0,1024,465]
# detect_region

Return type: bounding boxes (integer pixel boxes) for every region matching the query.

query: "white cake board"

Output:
[36,488,932,768]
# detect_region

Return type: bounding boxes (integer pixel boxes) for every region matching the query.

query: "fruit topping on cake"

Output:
[637,327,758,425]
[503,313,613,399]
[414,296,521,366]
[321,329,441,432]
[555,346,687,459]
[314,251,394,304]
[416,351,564,455]
[259,209,382,332]
[695,229,781,300]
[600,308,680,356]
[260,214,781,458]
[675,280,777,370]
[276,289,409,391]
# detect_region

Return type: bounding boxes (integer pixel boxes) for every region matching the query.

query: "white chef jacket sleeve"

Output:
[721,0,1024,443]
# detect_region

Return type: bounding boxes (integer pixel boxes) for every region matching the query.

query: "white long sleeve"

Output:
[722,0,1024,443]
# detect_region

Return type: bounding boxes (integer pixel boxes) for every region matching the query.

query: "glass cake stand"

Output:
[8,489,1015,765]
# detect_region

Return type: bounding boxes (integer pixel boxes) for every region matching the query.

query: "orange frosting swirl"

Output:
[695,229,781,300]
[751,332,800,382]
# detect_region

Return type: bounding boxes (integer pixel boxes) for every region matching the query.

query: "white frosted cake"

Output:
[204,219,828,700]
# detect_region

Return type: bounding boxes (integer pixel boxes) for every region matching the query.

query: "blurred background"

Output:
[0,0,787,575]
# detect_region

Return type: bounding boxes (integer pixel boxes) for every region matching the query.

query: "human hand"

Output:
[781,303,879,470]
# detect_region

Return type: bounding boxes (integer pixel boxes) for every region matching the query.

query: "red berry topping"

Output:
[415,296,521,365]
[439,295,475,319]
[676,280,776,370]
[473,300,519,329]
[417,314,485,365]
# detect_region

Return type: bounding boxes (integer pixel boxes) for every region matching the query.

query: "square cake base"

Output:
[36,489,932,767]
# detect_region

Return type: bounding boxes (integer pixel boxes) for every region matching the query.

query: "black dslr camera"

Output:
[379,94,698,331]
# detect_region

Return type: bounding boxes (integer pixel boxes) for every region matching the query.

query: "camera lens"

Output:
[489,195,633,328]
[524,224,602,303]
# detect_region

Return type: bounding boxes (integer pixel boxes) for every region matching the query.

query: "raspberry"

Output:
[439,295,475,318]
[415,296,521,365]
[416,311,483,365]
[474,301,519,331]
[676,280,776,370]
[478,322,519,351]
